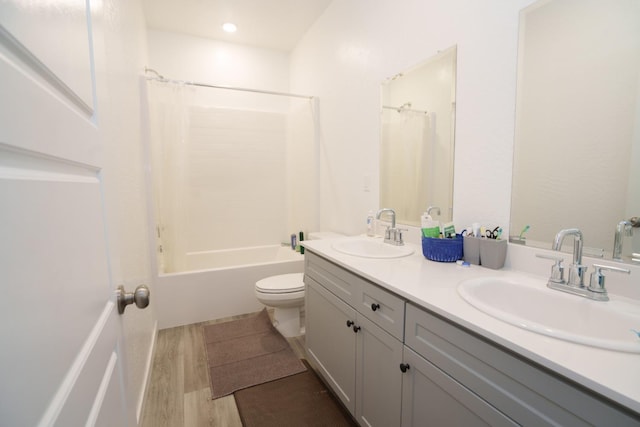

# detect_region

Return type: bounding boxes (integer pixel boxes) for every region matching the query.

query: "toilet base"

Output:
[273,306,302,338]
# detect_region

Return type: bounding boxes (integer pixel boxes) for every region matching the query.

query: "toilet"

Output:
[255,232,345,337]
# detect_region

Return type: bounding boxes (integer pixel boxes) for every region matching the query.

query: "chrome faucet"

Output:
[552,228,586,287]
[613,220,633,261]
[537,228,632,301]
[375,208,405,246]
[376,208,396,229]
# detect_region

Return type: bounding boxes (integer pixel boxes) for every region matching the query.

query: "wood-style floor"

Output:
[140,311,306,427]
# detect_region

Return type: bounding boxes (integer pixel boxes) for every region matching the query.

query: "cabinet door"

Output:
[306,277,357,414]
[401,347,516,427]
[355,315,404,427]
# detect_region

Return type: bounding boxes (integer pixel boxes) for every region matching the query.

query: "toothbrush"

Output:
[519,225,530,239]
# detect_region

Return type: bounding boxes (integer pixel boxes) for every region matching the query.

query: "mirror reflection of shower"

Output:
[145,73,318,273]
[380,45,457,227]
[382,102,427,114]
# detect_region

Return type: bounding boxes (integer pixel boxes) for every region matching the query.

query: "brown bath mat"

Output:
[203,308,306,398]
[235,360,357,427]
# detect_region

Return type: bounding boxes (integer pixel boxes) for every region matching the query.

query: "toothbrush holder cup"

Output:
[463,236,481,265]
[479,238,507,269]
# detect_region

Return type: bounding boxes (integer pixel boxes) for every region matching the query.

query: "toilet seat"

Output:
[255,273,304,294]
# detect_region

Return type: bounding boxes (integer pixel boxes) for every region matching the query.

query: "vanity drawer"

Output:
[357,280,405,340]
[304,251,362,307]
[405,303,640,426]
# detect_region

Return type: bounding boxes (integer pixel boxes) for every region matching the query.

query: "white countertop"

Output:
[302,237,640,414]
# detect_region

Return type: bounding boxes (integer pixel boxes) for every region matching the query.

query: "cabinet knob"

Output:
[346,320,354,328]
[371,303,381,311]
[399,363,410,373]
[352,325,361,333]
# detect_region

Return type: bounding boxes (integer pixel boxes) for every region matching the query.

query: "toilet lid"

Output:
[256,273,305,294]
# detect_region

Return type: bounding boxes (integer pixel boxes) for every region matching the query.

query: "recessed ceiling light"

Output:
[222,22,237,33]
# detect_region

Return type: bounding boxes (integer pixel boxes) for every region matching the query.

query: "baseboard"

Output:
[136,319,158,425]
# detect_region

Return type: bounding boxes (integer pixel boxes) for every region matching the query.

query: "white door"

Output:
[0,1,135,425]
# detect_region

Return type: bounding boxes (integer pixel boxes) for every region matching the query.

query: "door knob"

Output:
[117,284,150,314]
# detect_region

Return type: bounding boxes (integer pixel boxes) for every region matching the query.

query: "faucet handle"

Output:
[384,226,392,240]
[588,264,631,294]
[396,228,407,246]
[536,253,565,284]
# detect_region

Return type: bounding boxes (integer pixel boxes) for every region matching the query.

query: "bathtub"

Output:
[184,245,302,271]
[155,245,304,329]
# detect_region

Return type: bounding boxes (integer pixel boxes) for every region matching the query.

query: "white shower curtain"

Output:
[381,110,431,223]
[147,80,194,272]
[146,80,318,273]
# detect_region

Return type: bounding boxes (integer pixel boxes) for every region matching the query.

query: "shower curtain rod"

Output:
[382,104,428,115]
[144,67,314,99]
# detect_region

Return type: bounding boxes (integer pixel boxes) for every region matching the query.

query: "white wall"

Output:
[291,0,536,237]
[100,0,156,422]
[147,1,537,242]
[147,29,290,93]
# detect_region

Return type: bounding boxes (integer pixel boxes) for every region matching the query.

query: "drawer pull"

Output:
[353,325,361,333]
[346,320,354,328]
[399,363,410,373]
[371,303,381,311]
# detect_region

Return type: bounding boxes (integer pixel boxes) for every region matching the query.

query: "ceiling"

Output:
[141,0,333,52]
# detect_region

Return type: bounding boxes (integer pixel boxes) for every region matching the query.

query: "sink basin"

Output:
[458,276,640,353]
[331,238,414,259]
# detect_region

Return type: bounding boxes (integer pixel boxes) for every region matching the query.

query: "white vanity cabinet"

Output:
[400,345,516,426]
[305,278,357,411]
[304,250,640,427]
[305,252,404,427]
[404,303,640,426]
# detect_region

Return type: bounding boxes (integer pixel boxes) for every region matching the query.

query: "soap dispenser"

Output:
[367,210,375,237]
[421,206,441,238]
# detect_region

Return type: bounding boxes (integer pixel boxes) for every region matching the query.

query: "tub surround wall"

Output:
[184,106,288,253]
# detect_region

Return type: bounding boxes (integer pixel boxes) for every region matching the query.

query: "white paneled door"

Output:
[0,2,131,426]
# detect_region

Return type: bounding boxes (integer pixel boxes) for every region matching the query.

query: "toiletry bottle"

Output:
[366,210,375,237]
[299,231,305,255]
[441,222,456,238]
[421,212,441,238]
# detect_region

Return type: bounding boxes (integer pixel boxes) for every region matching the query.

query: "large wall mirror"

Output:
[511,0,640,264]
[380,45,457,227]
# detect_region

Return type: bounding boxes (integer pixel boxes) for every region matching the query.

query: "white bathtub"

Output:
[155,245,304,329]
[184,245,302,271]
